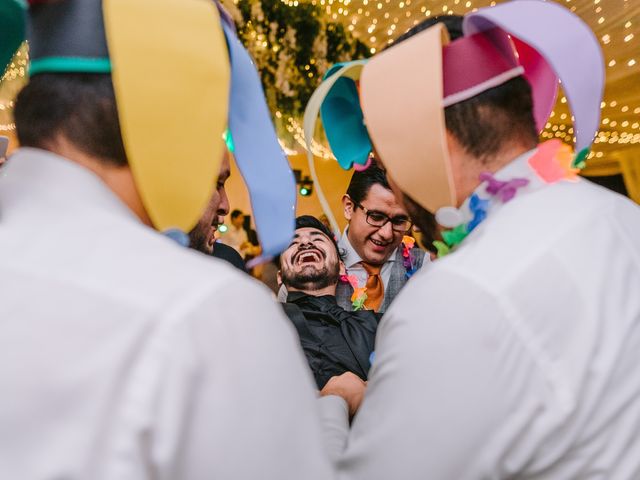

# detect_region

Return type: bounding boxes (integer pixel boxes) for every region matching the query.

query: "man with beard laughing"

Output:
[280,216,379,391]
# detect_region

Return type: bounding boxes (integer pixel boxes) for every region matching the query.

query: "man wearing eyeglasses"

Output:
[337,162,427,313]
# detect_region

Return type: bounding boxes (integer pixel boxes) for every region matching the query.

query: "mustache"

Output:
[211,215,224,227]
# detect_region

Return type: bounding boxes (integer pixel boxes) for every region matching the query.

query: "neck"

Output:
[287,284,337,297]
[346,228,384,267]
[450,139,536,207]
[46,136,153,226]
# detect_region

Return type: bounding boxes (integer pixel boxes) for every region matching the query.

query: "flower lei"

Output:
[340,235,418,310]
[433,140,585,258]
[401,235,419,279]
[341,274,367,311]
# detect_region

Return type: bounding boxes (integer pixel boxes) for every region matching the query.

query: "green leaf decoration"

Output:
[352,296,366,311]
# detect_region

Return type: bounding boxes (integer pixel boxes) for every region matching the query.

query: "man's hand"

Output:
[321,372,367,417]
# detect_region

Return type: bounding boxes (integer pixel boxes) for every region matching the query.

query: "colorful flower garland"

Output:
[401,235,419,279]
[433,140,584,258]
[339,273,367,310]
[341,235,419,310]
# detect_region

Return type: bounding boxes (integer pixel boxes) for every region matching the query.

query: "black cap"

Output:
[27,0,111,76]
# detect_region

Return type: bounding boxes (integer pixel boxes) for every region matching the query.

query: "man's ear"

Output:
[276,270,282,286]
[339,260,346,276]
[342,194,354,221]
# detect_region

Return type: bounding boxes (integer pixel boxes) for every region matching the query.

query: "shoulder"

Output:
[381,264,527,372]
[396,236,428,263]
[281,301,302,318]
[438,180,635,285]
[351,309,381,331]
[410,246,427,265]
[71,217,259,317]
[390,243,427,271]
[380,266,511,367]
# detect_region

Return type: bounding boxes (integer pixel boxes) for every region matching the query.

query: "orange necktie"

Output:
[362,262,384,312]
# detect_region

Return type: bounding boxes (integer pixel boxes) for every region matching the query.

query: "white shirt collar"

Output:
[489,148,542,185]
[456,148,542,225]
[5,147,138,223]
[338,229,362,269]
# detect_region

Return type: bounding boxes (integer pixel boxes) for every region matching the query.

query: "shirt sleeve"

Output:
[319,267,546,479]
[150,276,335,480]
[318,395,350,461]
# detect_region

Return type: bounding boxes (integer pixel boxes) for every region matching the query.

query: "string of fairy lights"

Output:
[0,0,637,165]
[0,47,27,132]
[277,0,640,162]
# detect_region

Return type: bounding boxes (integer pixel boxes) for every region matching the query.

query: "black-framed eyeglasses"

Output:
[355,203,412,233]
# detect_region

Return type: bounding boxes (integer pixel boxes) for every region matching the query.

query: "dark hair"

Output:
[392,16,538,163]
[393,14,464,44]
[230,209,243,220]
[14,73,127,167]
[295,215,342,259]
[345,161,390,205]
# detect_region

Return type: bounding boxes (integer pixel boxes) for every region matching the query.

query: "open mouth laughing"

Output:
[293,248,324,265]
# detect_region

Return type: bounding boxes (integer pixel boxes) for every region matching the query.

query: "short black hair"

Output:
[392,15,538,163]
[345,161,390,205]
[295,215,341,258]
[230,209,243,219]
[14,73,127,167]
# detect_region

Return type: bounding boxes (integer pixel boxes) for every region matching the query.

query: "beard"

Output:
[188,224,213,255]
[281,257,340,292]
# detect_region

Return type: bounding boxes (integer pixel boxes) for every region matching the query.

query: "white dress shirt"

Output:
[320,151,640,479]
[338,231,397,294]
[0,148,333,480]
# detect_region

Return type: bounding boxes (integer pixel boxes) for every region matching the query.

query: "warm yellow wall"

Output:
[289,153,353,230]
[224,152,353,230]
